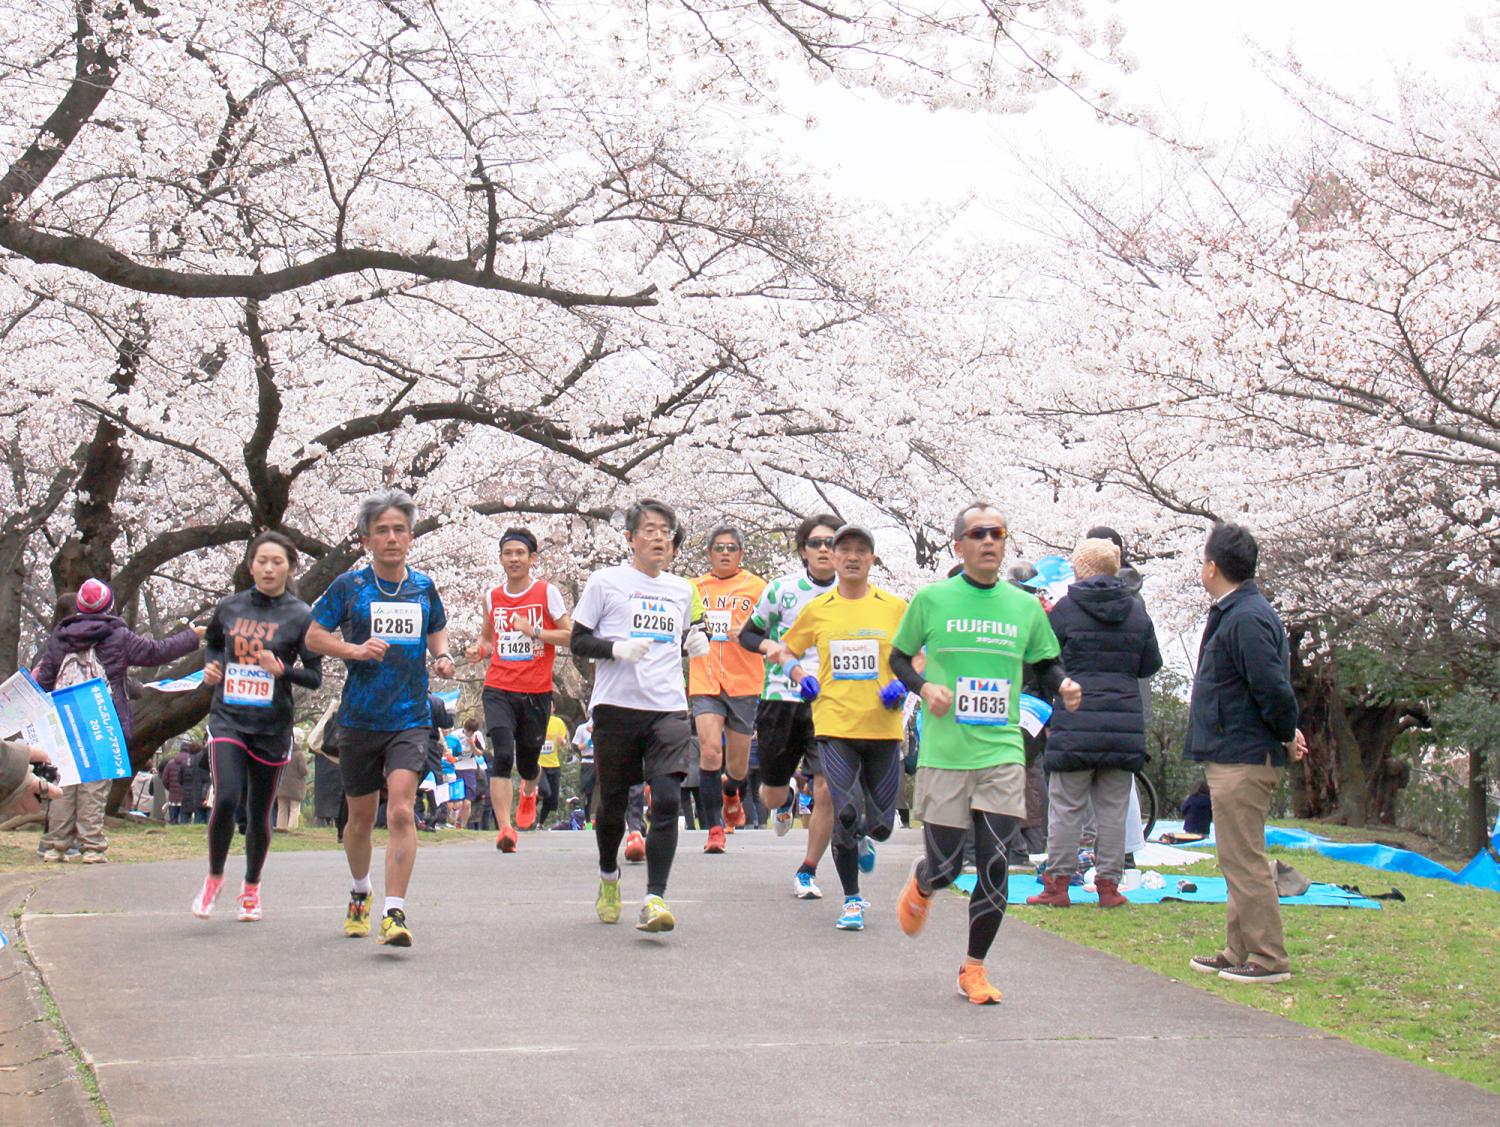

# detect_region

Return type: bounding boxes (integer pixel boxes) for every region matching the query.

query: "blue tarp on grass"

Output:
[955,873,1381,909]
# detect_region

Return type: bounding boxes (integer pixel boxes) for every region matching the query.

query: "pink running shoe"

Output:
[237,884,263,922]
[192,875,225,919]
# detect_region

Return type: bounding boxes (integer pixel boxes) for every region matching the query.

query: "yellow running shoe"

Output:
[957,963,1002,1005]
[596,876,622,924]
[378,908,413,947]
[635,894,675,933]
[344,892,371,938]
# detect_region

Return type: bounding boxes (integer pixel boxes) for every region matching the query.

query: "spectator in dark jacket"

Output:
[1181,779,1213,836]
[1183,523,1305,986]
[1027,538,1162,909]
[163,743,195,824]
[34,580,203,862]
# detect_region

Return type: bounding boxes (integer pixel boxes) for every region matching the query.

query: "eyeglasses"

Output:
[804,537,837,550]
[962,526,1008,542]
[633,527,673,541]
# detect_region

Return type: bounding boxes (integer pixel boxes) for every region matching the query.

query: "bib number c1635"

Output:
[955,676,1010,726]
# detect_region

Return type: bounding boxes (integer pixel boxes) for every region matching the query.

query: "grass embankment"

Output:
[1010,826,1500,1093]
[0,818,473,874]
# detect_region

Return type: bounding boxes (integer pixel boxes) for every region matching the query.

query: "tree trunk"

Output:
[1469,743,1490,857]
[0,531,28,677]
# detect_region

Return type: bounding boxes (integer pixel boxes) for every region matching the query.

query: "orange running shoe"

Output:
[723,791,746,829]
[497,826,518,853]
[957,964,1003,1005]
[516,787,538,830]
[704,825,727,854]
[897,861,931,937]
[624,830,646,863]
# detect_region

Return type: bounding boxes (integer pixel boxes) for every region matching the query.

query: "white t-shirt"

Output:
[573,563,695,713]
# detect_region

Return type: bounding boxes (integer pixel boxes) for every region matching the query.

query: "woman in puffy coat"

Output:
[1026,540,1162,909]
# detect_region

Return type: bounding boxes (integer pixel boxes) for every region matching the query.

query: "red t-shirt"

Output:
[484,580,566,695]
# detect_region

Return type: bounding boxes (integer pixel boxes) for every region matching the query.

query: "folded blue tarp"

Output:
[956,873,1381,909]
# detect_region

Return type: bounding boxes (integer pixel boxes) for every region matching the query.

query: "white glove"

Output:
[684,628,711,658]
[612,638,653,664]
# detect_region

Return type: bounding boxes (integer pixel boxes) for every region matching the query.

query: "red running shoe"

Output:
[516,787,538,830]
[723,791,746,829]
[496,826,518,853]
[704,825,727,854]
[624,830,646,863]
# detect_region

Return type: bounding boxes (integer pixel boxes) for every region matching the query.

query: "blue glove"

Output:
[879,679,908,709]
[798,675,821,702]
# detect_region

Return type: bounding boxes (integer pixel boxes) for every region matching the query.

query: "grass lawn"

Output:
[1009,829,1500,1094]
[0,818,474,874]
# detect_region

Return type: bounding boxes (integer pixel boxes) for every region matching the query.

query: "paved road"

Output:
[10,828,1499,1125]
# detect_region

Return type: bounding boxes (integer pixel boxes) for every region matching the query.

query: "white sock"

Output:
[643,893,660,905]
[600,869,620,883]
[351,876,372,895]
[384,896,405,915]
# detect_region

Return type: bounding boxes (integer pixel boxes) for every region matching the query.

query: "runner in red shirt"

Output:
[467,528,572,852]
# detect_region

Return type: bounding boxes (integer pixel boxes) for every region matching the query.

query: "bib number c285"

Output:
[370,601,422,644]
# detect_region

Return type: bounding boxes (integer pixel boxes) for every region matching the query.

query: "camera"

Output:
[31,761,60,785]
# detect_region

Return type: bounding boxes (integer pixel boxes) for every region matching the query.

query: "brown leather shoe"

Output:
[1095,877,1127,908]
[1025,873,1072,907]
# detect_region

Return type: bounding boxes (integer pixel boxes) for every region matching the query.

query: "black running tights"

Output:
[207,734,284,885]
[917,811,1018,961]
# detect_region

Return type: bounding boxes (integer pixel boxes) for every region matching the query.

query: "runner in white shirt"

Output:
[570,499,708,933]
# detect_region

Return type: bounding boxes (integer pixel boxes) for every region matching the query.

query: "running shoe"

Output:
[635,895,676,933]
[237,884,262,923]
[857,835,877,874]
[596,876,622,924]
[191,874,224,920]
[957,963,1003,1005]
[794,871,822,900]
[516,788,538,830]
[773,782,797,837]
[378,908,413,947]
[704,825,727,854]
[835,897,867,931]
[344,891,371,938]
[897,860,931,937]
[496,826,518,853]
[623,830,647,863]
[723,791,746,829]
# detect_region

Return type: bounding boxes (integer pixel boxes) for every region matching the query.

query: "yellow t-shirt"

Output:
[539,715,568,768]
[779,586,908,741]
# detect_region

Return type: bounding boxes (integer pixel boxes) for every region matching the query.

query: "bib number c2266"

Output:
[955,676,1010,726]
[829,638,879,681]
[222,662,274,708]
[629,598,676,643]
[370,601,423,644]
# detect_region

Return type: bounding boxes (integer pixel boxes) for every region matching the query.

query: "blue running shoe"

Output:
[857,835,876,874]
[794,871,822,900]
[836,896,867,930]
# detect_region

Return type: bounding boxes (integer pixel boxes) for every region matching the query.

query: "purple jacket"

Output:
[33,613,200,740]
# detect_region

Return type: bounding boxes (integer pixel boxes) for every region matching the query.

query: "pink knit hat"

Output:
[76,578,114,614]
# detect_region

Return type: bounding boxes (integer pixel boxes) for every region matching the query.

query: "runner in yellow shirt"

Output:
[772,524,909,932]
[688,525,767,853]
[534,713,568,829]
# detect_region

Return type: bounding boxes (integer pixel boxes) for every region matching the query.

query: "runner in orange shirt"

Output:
[689,525,767,853]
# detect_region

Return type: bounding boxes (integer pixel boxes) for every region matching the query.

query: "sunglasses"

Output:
[804,537,837,550]
[962,526,1008,542]
[710,543,740,553]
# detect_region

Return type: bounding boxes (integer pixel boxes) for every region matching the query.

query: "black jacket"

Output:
[1183,581,1299,766]
[1043,577,1163,772]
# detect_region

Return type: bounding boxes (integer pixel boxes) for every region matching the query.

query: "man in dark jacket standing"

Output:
[1185,524,1305,985]
[1027,539,1162,908]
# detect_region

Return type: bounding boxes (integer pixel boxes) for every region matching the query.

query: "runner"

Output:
[738,513,841,897]
[688,525,766,853]
[569,499,708,933]
[890,502,1082,1004]
[306,489,456,948]
[467,527,572,852]
[537,712,568,829]
[769,524,909,931]
[193,532,323,922]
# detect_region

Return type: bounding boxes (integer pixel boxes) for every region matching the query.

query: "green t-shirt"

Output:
[892,575,1060,770]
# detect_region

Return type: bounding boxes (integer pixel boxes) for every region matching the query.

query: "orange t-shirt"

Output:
[688,570,767,698]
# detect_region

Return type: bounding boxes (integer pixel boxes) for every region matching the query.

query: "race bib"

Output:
[629,597,677,643]
[829,638,879,681]
[495,631,537,662]
[542,740,555,758]
[370,601,422,644]
[222,662,274,708]
[704,610,732,642]
[955,676,1010,726]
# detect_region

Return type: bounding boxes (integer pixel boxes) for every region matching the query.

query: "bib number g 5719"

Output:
[829,638,879,681]
[955,676,1010,726]
[222,662,274,708]
[370,601,422,644]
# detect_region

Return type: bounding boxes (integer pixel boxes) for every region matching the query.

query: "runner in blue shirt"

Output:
[307,489,455,948]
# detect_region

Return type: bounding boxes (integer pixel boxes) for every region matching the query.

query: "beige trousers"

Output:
[1204,760,1289,973]
[39,779,112,854]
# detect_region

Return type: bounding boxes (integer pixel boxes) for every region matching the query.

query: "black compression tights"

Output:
[822,740,902,898]
[596,773,683,897]
[207,738,283,885]
[917,811,1018,961]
